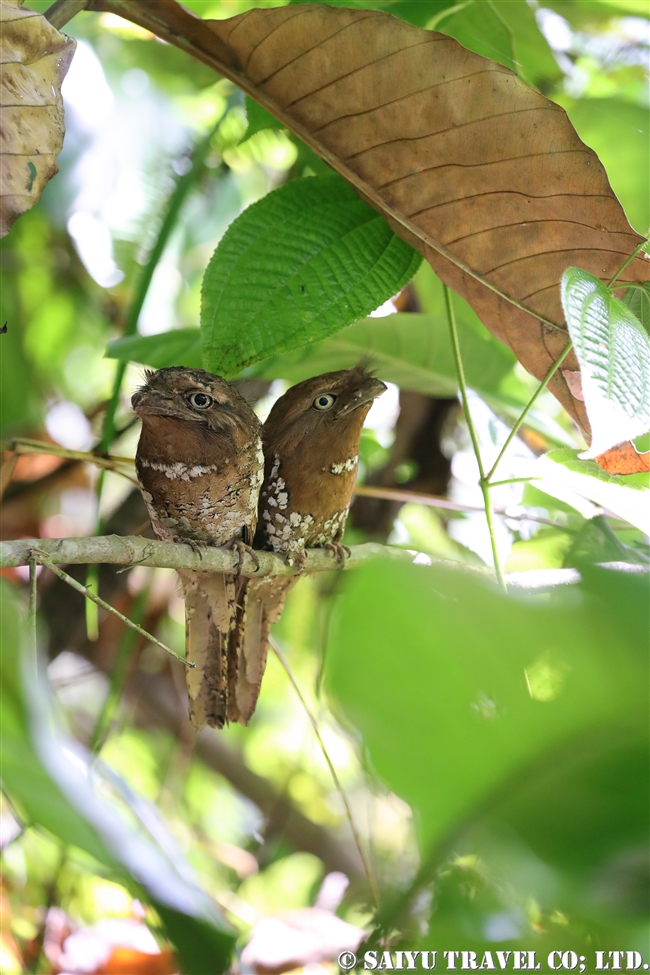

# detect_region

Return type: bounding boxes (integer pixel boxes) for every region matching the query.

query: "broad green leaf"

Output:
[534,448,650,533]
[243,94,285,141]
[326,562,648,865]
[437,0,515,74]
[545,0,650,29]
[492,0,562,89]
[558,98,650,235]
[251,311,515,398]
[437,0,562,91]
[200,174,422,377]
[623,283,650,337]
[0,582,235,974]
[385,0,457,27]
[561,267,650,458]
[562,514,648,568]
[106,328,202,370]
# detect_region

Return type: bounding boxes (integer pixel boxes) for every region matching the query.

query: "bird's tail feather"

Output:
[180,569,236,730]
[229,576,297,725]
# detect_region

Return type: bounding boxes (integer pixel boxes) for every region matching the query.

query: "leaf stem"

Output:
[443,286,506,591]
[270,636,381,911]
[484,342,573,484]
[32,550,191,668]
[607,237,649,289]
[487,477,534,489]
[98,123,218,453]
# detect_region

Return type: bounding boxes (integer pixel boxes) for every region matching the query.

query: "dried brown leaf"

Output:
[200,3,650,430]
[595,441,650,475]
[0,0,76,236]
[84,0,650,462]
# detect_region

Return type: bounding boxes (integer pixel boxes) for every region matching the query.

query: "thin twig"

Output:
[6,438,136,481]
[443,286,507,591]
[484,342,573,484]
[44,0,88,29]
[98,122,220,454]
[353,484,572,530]
[32,550,192,668]
[607,237,649,289]
[270,636,381,911]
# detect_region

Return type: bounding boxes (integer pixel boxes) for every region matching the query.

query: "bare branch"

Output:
[0,535,432,577]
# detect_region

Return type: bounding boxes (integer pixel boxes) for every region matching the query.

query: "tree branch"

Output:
[0,535,429,576]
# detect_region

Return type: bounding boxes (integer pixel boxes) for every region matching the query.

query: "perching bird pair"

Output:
[132,365,386,731]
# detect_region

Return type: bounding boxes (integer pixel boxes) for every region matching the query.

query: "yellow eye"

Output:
[188,391,212,409]
[312,393,336,412]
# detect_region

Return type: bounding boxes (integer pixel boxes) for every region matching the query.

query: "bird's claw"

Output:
[325,541,350,566]
[231,539,260,577]
[176,536,206,559]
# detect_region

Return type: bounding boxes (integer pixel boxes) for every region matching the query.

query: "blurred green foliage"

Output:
[326,561,649,947]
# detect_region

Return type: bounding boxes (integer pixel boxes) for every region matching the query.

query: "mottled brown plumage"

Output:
[230,366,386,724]
[132,367,263,731]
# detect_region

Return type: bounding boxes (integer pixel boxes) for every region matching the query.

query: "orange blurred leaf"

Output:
[595,441,650,475]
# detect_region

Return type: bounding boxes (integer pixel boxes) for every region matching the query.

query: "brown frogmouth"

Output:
[230,365,386,724]
[132,367,263,730]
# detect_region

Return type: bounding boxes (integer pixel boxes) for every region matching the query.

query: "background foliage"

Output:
[1,1,648,973]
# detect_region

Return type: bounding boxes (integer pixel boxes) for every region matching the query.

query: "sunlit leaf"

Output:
[326,561,648,866]
[534,448,650,534]
[622,283,650,337]
[200,174,421,376]
[561,267,650,459]
[106,329,202,371]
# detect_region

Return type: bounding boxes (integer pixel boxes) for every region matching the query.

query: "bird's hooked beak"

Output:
[335,377,387,418]
[131,386,178,419]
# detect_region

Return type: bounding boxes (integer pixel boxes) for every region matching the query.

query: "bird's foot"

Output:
[324,541,351,566]
[176,536,206,559]
[231,539,260,577]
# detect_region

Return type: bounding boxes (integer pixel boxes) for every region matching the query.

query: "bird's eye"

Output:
[188,391,213,409]
[312,393,336,412]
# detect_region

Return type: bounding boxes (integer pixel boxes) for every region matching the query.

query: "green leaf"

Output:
[557,98,650,235]
[243,94,285,142]
[385,0,457,27]
[544,0,650,29]
[437,0,562,89]
[535,448,650,533]
[326,562,648,870]
[0,582,235,974]
[562,514,648,568]
[437,0,515,73]
[106,328,202,370]
[250,311,514,398]
[492,0,562,89]
[561,267,650,458]
[200,174,422,377]
[623,283,650,337]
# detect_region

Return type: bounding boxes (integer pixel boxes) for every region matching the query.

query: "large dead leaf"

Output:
[0,0,75,237]
[91,0,649,453]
